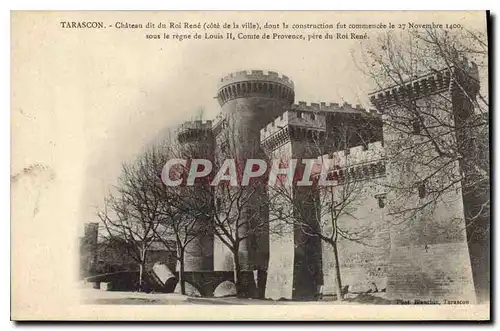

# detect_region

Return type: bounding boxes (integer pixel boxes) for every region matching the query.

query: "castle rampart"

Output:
[292,100,374,114]
[178,120,214,144]
[313,141,386,185]
[369,57,480,110]
[260,110,327,153]
[321,141,385,168]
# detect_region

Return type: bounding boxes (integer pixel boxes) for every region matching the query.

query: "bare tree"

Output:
[151,142,212,295]
[97,158,162,291]
[98,141,213,295]
[355,27,489,301]
[209,113,271,298]
[266,119,385,301]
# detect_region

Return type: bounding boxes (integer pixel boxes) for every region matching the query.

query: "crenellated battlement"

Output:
[292,100,377,115]
[293,101,322,112]
[369,58,480,110]
[260,110,327,152]
[84,222,99,236]
[211,112,228,136]
[322,141,385,168]
[217,70,295,106]
[179,120,213,131]
[178,120,214,144]
[218,70,294,90]
[260,110,326,141]
[311,141,386,183]
[454,55,480,80]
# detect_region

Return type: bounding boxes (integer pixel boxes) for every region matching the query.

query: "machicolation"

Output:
[217,70,295,106]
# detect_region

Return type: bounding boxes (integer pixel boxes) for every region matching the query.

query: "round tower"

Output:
[216,70,295,154]
[176,120,214,272]
[213,71,295,274]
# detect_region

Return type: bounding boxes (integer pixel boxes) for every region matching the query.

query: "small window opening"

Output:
[418,182,427,199]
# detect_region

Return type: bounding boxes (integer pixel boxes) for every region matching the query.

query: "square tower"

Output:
[370,57,483,303]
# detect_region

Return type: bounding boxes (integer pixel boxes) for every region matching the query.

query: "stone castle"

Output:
[83,59,487,303]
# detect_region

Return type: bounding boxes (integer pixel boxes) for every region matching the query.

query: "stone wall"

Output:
[372,64,477,303]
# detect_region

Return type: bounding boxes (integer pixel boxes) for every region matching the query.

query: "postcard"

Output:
[11,10,490,320]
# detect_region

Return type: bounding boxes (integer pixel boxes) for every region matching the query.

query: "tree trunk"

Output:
[233,252,242,297]
[332,240,344,301]
[138,262,144,292]
[178,248,186,295]
[138,248,146,292]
